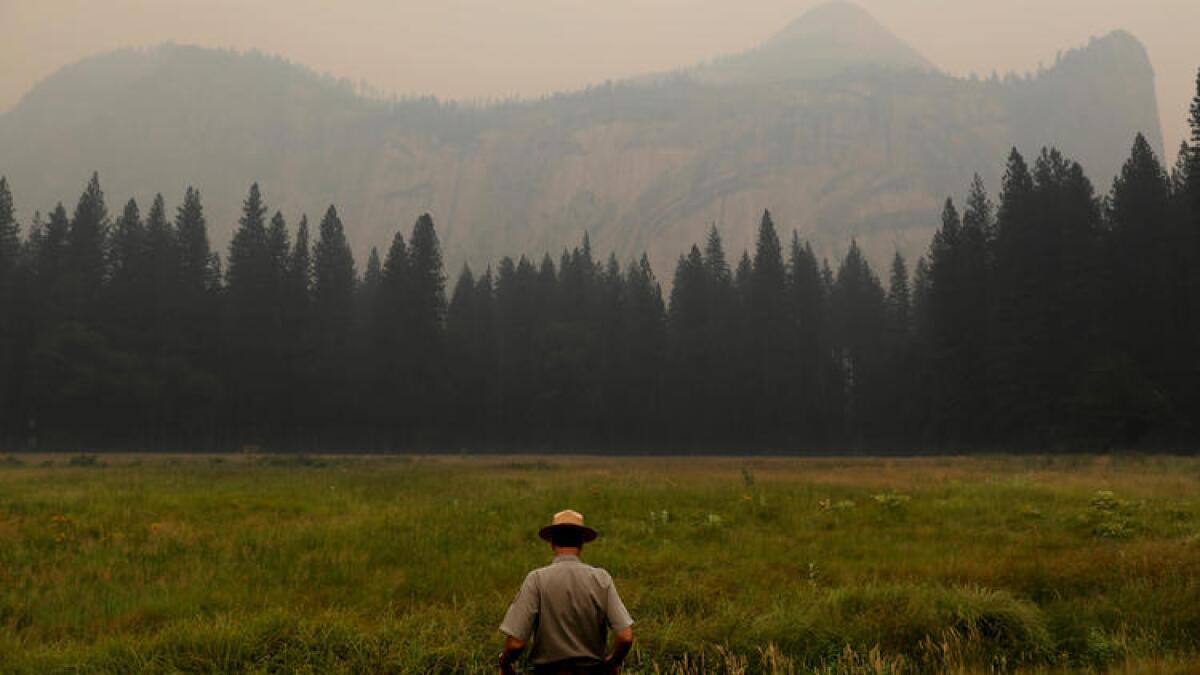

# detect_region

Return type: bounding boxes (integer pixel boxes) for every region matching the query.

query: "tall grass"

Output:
[0,454,1197,672]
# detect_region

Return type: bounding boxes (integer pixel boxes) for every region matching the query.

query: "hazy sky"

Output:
[1,0,1196,155]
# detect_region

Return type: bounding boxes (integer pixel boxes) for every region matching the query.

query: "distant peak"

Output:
[688,0,934,85]
[766,1,886,44]
[764,0,934,68]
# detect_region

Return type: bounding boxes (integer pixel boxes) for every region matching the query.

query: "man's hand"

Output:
[498,635,526,675]
[602,626,634,673]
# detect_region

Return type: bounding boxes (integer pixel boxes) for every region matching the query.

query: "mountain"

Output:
[688,0,935,84]
[0,2,1164,276]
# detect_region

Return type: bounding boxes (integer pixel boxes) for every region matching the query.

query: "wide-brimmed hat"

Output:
[538,509,598,543]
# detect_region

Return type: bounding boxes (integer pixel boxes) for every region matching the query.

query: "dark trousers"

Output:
[532,659,605,675]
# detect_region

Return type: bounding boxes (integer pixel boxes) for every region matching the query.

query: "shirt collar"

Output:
[552,554,580,564]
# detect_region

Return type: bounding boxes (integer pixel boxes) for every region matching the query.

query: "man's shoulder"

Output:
[533,559,613,580]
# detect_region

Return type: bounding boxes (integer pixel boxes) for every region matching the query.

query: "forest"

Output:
[0,75,1197,453]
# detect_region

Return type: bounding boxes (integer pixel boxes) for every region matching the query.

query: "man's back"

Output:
[500,554,633,666]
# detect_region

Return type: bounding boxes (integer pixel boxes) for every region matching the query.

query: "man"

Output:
[499,510,635,675]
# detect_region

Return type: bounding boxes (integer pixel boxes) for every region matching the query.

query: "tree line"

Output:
[1,74,1198,453]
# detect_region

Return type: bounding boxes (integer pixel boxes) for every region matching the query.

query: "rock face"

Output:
[0,2,1163,275]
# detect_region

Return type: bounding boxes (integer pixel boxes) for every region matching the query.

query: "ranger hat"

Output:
[538,509,599,543]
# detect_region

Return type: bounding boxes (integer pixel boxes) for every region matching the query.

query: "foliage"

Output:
[0,73,1198,451]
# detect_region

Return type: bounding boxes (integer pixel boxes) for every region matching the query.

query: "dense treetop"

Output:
[0,73,1197,452]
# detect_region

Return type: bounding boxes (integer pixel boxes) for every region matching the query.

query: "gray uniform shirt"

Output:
[499,554,634,665]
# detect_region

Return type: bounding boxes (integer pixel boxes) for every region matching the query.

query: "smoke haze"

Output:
[1,0,1195,152]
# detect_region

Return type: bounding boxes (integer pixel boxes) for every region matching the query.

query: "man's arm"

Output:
[498,572,539,674]
[498,635,526,675]
[603,626,634,673]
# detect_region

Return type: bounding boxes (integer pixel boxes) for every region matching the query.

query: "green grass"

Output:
[1,454,1198,673]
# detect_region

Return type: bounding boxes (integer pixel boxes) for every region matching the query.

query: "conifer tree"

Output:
[1189,68,1200,202]
[362,247,381,302]
[226,183,270,307]
[447,265,491,438]
[38,204,71,317]
[831,240,886,443]
[65,172,109,321]
[886,253,911,336]
[788,235,829,440]
[406,214,448,435]
[749,210,789,435]
[1170,142,1191,197]
[703,224,731,285]
[0,178,18,283]
[0,177,20,439]
[312,205,356,341]
[225,183,274,439]
[105,198,146,345]
[1104,134,1176,436]
[622,254,666,442]
[408,214,446,334]
[308,204,357,437]
[107,199,145,297]
[175,186,216,297]
[144,194,179,337]
[288,215,313,309]
[267,211,291,288]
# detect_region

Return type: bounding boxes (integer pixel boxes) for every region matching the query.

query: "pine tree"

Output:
[1104,134,1177,437]
[748,210,790,442]
[288,215,313,309]
[408,214,446,333]
[788,235,830,442]
[309,204,357,439]
[1170,142,1191,197]
[622,253,666,443]
[1188,68,1200,203]
[38,204,71,315]
[173,185,220,404]
[362,247,381,301]
[144,194,179,338]
[105,198,146,345]
[0,178,18,283]
[405,214,448,439]
[447,265,490,440]
[375,230,409,354]
[312,205,356,339]
[0,177,20,440]
[226,183,270,307]
[65,172,109,321]
[225,183,274,440]
[990,149,1037,434]
[267,211,291,290]
[1186,70,1200,430]
[886,252,911,336]
[703,224,731,285]
[369,229,410,440]
[175,186,216,297]
[667,246,709,441]
[107,199,145,296]
[831,240,886,444]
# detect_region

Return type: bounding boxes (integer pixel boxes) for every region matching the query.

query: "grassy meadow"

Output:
[0,453,1199,673]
